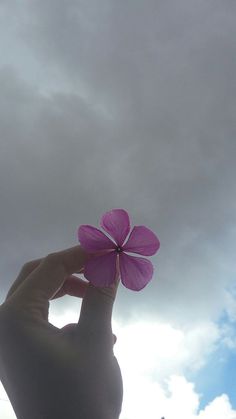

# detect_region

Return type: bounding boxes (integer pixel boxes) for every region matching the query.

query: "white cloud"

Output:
[198,394,236,419]
[113,319,219,381]
[112,320,235,419]
[120,375,236,419]
[0,382,16,419]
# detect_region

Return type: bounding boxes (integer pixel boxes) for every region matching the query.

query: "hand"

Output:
[0,246,123,419]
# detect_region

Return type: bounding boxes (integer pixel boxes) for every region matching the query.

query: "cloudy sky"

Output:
[0,1,236,418]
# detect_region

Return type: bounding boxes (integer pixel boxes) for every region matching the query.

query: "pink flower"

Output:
[78,209,160,291]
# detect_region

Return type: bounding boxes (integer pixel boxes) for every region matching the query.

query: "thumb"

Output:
[78,272,120,339]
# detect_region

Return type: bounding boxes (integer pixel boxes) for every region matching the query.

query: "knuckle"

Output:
[43,252,63,268]
[44,252,59,262]
[20,260,35,274]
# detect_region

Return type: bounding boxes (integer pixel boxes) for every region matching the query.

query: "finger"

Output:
[78,257,120,342]
[5,254,87,302]
[13,246,91,304]
[50,275,89,300]
[5,258,42,301]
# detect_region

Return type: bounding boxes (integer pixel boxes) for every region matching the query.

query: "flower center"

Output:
[116,246,123,253]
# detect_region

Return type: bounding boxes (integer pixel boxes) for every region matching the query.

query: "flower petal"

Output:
[78,225,116,252]
[119,252,154,291]
[83,251,117,287]
[100,208,131,246]
[122,226,160,256]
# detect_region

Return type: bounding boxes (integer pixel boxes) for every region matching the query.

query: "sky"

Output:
[0,0,236,418]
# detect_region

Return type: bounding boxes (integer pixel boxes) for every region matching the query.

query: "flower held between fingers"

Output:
[78,209,160,291]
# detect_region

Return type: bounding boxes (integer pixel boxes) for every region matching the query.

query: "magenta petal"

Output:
[119,252,154,291]
[100,208,131,246]
[83,251,117,287]
[122,226,160,256]
[78,225,116,252]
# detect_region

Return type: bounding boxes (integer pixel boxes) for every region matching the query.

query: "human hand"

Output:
[0,246,123,419]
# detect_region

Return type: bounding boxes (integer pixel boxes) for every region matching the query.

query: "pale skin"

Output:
[0,245,123,419]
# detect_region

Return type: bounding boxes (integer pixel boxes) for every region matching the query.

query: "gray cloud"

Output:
[0,0,236,327]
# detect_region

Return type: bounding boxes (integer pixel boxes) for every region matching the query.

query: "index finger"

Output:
[13,246,91,304]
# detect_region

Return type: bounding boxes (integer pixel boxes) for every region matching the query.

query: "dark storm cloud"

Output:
[0,0,236,325]
[0,67,125,287]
